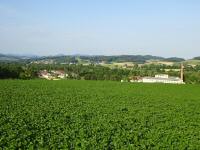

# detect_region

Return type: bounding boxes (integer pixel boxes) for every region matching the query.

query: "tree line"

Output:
[0,62,200,84]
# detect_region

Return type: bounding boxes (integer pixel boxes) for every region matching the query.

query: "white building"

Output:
[140,74,184,84]
[39,70,52,80]
[128,64,185,84]
[39,70,68,80]
[155,74,169,78]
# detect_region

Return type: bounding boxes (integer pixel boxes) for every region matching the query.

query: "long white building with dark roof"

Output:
[129,64,185,84]
[140,74,184,84]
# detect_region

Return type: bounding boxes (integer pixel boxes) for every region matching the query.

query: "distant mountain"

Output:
[193,56,200,60]
[32,55,165,63]
[0,54,20,61]
[0,53,38,62]
[0,53,188,64]
[164,57,185,62]
[77,55,165,63]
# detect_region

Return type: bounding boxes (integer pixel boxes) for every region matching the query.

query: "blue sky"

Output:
[0,0,200,58]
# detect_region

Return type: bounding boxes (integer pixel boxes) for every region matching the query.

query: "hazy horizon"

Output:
[0,0,200,59]
[0,52,198,60]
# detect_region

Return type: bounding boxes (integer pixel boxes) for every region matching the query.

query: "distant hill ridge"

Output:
[193,57,200,60]
[0,53,189,63]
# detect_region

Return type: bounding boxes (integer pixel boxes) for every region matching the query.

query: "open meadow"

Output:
[1,80,200,149]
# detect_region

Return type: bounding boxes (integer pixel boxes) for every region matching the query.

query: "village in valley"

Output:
[128,64,185,84]
[0,54,199,84]
[39,70,68,80]
[38,62,185,84]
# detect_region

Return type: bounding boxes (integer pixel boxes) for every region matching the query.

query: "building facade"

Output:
[140,74,184,84]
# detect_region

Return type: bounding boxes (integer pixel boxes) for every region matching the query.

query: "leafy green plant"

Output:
[0,80,200,149]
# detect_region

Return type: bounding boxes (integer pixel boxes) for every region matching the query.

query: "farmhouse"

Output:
[39,70,68,80]
[39,70,52,80]
[131,64,185,84]
[140,74,184,84]
[51,70,67,79]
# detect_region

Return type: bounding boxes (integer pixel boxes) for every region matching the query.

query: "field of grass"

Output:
[100,62,135,69]
[145,60,175,66]
[183,59,200,66]
[1,80,200,149]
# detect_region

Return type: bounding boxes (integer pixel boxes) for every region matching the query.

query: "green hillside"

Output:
[1,80,200,149]
[183,59,200,66]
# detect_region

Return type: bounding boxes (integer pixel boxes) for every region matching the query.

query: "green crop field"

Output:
[1,80,200,149]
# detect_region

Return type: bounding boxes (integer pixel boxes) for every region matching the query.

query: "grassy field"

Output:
[183,59,200,66]
[1,80,200,149]
[100,61,135,69]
